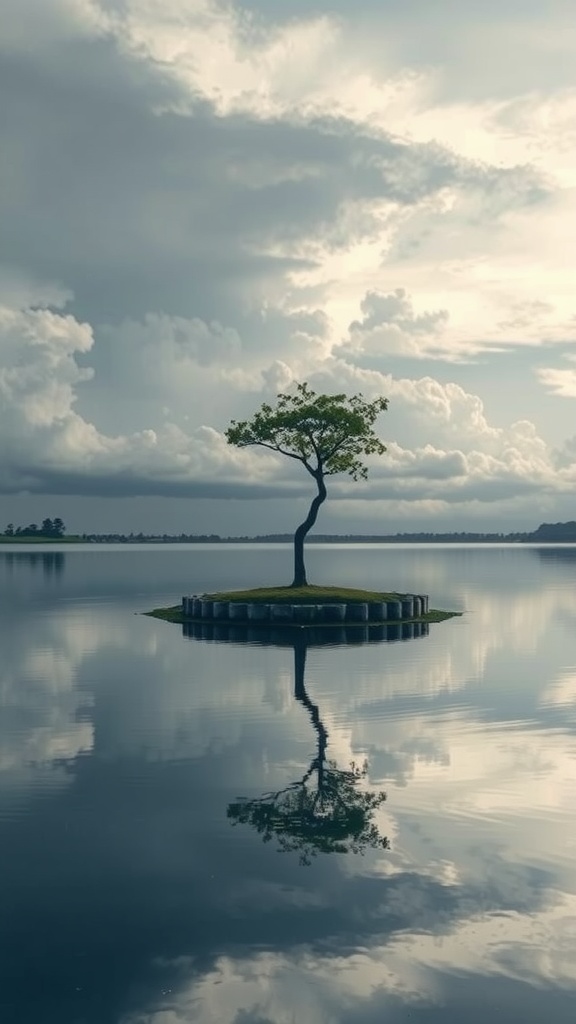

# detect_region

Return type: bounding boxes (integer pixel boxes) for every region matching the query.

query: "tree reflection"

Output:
[1,550,65,577]
[228,635,389,865]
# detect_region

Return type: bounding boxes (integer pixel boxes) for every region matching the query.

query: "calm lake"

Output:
[1,543,576,1023]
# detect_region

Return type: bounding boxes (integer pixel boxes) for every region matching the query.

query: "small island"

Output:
[146,584,460,629]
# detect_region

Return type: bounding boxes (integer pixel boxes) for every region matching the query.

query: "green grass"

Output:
[143,584,462,627]
[145,605,188,624]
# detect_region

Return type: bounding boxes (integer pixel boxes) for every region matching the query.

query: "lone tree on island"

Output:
[225,382,388,587]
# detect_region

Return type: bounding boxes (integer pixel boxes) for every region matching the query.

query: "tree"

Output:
[227,635,389,865]
[5,524,14,537]
[228,759,388,865]
[52,517,65,538]
[226,382,388,586]
[42,518,54,537]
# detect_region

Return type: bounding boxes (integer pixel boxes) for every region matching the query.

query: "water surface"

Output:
[1,544,575,1022]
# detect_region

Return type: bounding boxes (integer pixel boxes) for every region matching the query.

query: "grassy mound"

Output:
[145,590,460,626]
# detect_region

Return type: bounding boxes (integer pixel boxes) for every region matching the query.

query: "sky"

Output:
[1,0,576,536]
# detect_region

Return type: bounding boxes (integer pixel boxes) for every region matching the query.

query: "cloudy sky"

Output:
[1,0,576,536]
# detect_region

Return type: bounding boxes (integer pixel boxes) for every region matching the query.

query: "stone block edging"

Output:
[181,594,429,624]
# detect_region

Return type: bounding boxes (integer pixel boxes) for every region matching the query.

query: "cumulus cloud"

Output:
[304,362,576,508]
[338,287,449,358]
[3,285,574,515]
[538,359,576,398]
[0,299,302,498]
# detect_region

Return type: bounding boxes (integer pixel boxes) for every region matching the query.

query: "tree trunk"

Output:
[291,473,327,587]
[293,636,328,789]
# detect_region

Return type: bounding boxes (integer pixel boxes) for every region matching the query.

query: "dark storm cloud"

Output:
[0,457,308,500]
[0,28,549,329]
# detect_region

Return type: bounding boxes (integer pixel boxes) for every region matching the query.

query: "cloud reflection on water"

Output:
[1,547,576,1021]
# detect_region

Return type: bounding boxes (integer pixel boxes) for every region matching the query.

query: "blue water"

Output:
[1,543,575,1023]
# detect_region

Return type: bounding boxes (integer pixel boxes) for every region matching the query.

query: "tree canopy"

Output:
[226,382,387,479]
[3,518,65,539]
[226,382,388,585]
[228,760,388,866]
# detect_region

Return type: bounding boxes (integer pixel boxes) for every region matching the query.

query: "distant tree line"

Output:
[3,518,66,538]
[80,532,222,543]
[530,521,576,542]
[49,522,576,544]
[3,520,576,544]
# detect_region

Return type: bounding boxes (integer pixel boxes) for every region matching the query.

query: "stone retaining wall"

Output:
[181,593,429,623]
[182,619,430,645]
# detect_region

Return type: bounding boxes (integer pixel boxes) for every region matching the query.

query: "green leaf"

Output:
[225,381,388,481]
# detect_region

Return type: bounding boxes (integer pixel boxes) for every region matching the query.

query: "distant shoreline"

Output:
[0,536,85,544]
[2,526,576,546]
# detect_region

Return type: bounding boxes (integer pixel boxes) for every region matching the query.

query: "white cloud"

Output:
[3,282,575,518]
[0,299,298,497]
[0,303,95,430]
[0,609,98,800]
[538,360,576,398]
[338,287,449,359]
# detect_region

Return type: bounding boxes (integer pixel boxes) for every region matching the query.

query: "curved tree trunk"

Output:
[291,472,327,587]
[293,637,329,791]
